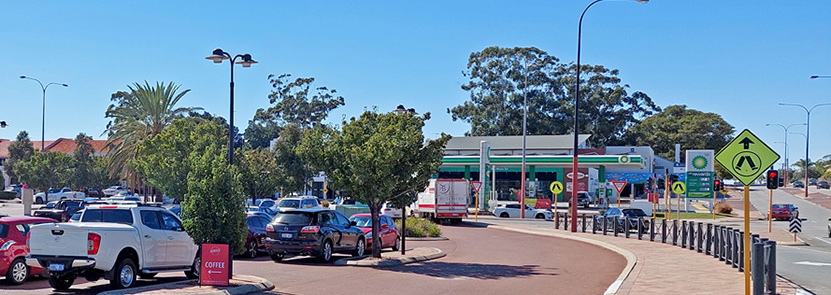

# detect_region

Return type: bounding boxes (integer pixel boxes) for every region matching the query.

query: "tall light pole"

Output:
[779,103,831,199]
[205,48,257,165]
[766,123,806,187]
[809,75,831,79]
[571,0,648,232]
[19,76,68,151]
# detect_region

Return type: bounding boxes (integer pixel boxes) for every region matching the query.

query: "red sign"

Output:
[611,181,627,194]
[471,181,483,193]
[200,243,229,286]
[535,198,551,209]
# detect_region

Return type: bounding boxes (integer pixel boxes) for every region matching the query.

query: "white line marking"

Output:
[794,261,831,266]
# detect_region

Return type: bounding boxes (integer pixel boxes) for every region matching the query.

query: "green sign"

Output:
[715,129,780,186]
[685,171,714,198]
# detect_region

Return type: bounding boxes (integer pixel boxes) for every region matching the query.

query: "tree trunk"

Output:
[370,203,382,258]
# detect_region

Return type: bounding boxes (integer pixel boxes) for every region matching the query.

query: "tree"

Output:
[262,74,345,128]
[300,110,451,258]
[449,46,659,146]
[181,144,247,255]
[272,124,307,194]
[132,118,226,202]
[103,81,202,177]
[618,105,735,159]
[4,131,36,183]
[243,112,281,149]
[791,158,822,180]
[237,147,281,203]
[15,151,74,192]
[93,156,119,190]
[70,133,96,189]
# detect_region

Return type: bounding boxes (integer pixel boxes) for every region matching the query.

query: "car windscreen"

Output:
[271,212,312,225]
[259,200,275,207]
[622,209,647,217]
[772,204,784,209]
[81,209,134,224]
[278,200,301,208]
[349,216,372,227]
[0,224,7,238]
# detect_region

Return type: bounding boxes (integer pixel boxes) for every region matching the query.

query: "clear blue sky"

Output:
[2,1,830,168]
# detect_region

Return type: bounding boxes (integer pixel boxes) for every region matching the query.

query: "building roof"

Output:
[445,134,591,151]
[0,138,112,159]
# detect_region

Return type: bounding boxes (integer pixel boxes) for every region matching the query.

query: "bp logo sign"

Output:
[686,150,714,171]
[692,156,708,170]
[619,156,629,163]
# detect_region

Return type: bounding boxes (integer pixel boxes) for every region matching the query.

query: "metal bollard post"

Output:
[726,228,733,265]
[614,218,620,237]
[591,215,597,234]
[681,220,687,248]
[581,214,587,233]
[555,213,560,230]
[752,243,764,295]
[766,241,776,295]
[706,224,712,255]
[564,213,569,231]
[738,231,744,272]
[672,220,679,245]
[714,225,721,258]
[603,216,608,235]
[688,221,695,250]
[638,218,643,240]
[661,219,667,243]
[625,218,631,238]
[650,218,656,242]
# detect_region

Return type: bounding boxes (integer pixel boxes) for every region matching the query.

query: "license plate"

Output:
[49,263,65,271]
[280,233,293,239]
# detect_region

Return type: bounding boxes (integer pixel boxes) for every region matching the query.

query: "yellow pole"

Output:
[475,191,479,222]
[768,189,773,232]
[793,233,797,242]
[677,192,681,220]
[743,186,751,295]
[554,193,558,218]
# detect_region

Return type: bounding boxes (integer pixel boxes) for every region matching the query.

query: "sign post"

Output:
[715,129,779,295]
[472,181,482,221]
[550,181,564,220]
[200,243,230,286]
[611,181,627,207]
[671,181,686,220]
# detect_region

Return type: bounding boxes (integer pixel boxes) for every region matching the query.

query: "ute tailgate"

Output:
[28,223,89,256]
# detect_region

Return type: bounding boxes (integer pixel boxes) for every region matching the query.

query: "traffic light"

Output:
[766,170,779,189]
[657,178,665,190]
[714,179,721,191]
[670,174,679,183]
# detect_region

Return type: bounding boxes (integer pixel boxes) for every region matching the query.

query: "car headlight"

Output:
[365,232,372,238]
[1,240,15,251]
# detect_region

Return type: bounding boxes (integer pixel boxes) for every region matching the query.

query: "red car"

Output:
[349,214,400,251]
[770,204,798,221]
[1,216,55,284]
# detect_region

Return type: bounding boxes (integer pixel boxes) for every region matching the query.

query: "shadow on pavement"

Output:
[379,262,557,280]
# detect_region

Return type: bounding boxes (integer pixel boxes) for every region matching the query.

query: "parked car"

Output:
[276,196,322,211]
[33,187,85,204]
[381,202,403,219]
[265,209,366,263]
[567,191,594,208]
[83,188,102,199]
[809,178,818,186]
[349,214,401,251]
[32,199,85,222]
[68,210,83,223]
[818,181,830,189]
[243,215,271,258]
[4,185,21,199]
[27,203,200,290]
[493,203,554,220]
[793,180,805,188]
[102,186,130,197]
[594,208,650,233]
[0,216,55,284]
[770,204,798,220]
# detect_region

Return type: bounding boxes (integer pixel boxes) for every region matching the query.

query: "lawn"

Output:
[651,212,733,220]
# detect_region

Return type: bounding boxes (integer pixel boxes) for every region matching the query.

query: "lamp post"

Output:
[809,75,831,79]
[205,48,257,165]
[19,76,68,151]
[766,123,806,187]
[571,0,648,232]
[779,103,831,199]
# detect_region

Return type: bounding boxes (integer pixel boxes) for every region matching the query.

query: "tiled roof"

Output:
[0,138,112,159]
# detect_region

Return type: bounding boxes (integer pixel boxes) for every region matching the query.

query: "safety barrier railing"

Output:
[553,213,777,295]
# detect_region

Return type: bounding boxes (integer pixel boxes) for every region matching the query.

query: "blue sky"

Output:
[1,1,830,168]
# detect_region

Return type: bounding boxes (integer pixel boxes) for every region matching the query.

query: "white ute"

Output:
[26,204,200,290]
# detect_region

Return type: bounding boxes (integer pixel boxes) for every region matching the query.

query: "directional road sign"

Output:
[715,129,780,186]
[789,218,802,233]
[671,181,686,194]
[611,181,627,194]
[549,181,564,195]
[471,181,483,193]
[323,187,328,195]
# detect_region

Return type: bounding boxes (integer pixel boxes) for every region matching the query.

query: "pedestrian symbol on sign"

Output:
[671,182,686,194]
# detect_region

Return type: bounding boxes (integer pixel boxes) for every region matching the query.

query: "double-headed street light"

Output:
[809,75,831,79]
[765,123,806,187]
[205,48,257,164]
[571,0,648,232]
[779,103,831,199]
[19,76,68,151]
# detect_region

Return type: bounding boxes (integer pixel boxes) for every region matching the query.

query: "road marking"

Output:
[794,261,831,266]
[812,238,831,246]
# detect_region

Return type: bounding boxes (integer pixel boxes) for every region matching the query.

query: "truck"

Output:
[415,179,468,224]
[33,187,85,204]
[26,203,200,290]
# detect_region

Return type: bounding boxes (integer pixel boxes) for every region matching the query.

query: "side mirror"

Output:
[350,221,357,226]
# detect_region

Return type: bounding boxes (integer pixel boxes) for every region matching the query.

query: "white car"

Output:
[102,186,130,196]
[33,187,86,204]
[276,196,322,210]
[382,202,403,219]
[493,203,554,220]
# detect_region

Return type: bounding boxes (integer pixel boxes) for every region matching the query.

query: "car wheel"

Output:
[535,213,545,219]
[353,238,366,257]
[185,255,200,279]
[138,273,157,279]
[270,252,284,262]
[110,258,137,289]
[319,240,333,263]
[35,197,43,204]
[500,212,509,218]
[246,241,258,258]
[392,236,401,251]
[48,274,75,290]
[6,258,28,285]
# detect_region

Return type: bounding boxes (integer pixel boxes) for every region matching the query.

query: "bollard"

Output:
[625,218,631,238]
[637,217,643,240]
[681,220,687,248]
[614,218,620,237]
[603,216,608,235]
[726,228,733,266]
[688,221,695,250]
[752,243,764,295]
[706,223,712,255]
[697,222,704,253]
[555,213,560,230]
[581,214,587,233]
[739,231,745,272]
[650,218,656,242]
[661,219,667,243]
[591,215,597,234]
[672,220,679,245]
[564,213,569,231]
[766,241,776,295]
[714,225,721,258]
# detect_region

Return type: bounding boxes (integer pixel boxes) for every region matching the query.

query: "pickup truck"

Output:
[26,204,200,290]
[34,187,85,204]
[32,199,86,222]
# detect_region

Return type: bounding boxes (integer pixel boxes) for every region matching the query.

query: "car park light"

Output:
[88,233,101,255]
[300,226,320,233]
[1,240,15,251]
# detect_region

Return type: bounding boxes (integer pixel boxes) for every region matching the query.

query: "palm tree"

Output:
[790,158,821,181]
[103,81,201,177]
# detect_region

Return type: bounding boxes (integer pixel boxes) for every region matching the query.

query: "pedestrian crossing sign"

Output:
[715,129,780,186]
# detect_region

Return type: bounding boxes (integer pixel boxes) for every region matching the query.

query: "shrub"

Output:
[0,191,16,200]
[395,217,442,237]
[715,201,733,214]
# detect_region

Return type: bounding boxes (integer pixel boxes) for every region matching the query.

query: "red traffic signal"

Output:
[769,171,777,178]
[766,170,779,189]
[714,180,721,186]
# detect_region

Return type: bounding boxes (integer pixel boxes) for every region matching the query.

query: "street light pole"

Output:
[571,0,648,232]
[779,103,831,199]
[19,76,68,151]
[809,75,831,79]
[206,48,257,165]
[766,123,806,187]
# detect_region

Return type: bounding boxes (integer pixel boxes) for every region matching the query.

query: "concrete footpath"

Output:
[485,222,803,295]
[97,275,273,295]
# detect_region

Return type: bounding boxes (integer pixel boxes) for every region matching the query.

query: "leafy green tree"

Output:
[262,73,345,128]
[181,144,247,255]
[103,81,202,177]
[243,113,281,149]
[272,124,307,194]
[70,133,96,189]
[237,147,281,203]
[618,105,735,158]
[300,110,451,258]
[449,46,659,146]
[132,118,226,202]
[93,156,119,191]
[16,151,74,192]
[791,158,822,180]
[5,131,36,183]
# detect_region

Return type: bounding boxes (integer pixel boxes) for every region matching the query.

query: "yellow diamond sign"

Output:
[715,129,780,186]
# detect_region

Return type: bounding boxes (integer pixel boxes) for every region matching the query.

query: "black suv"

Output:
[818,181,830,189]
[265,209,366,262]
